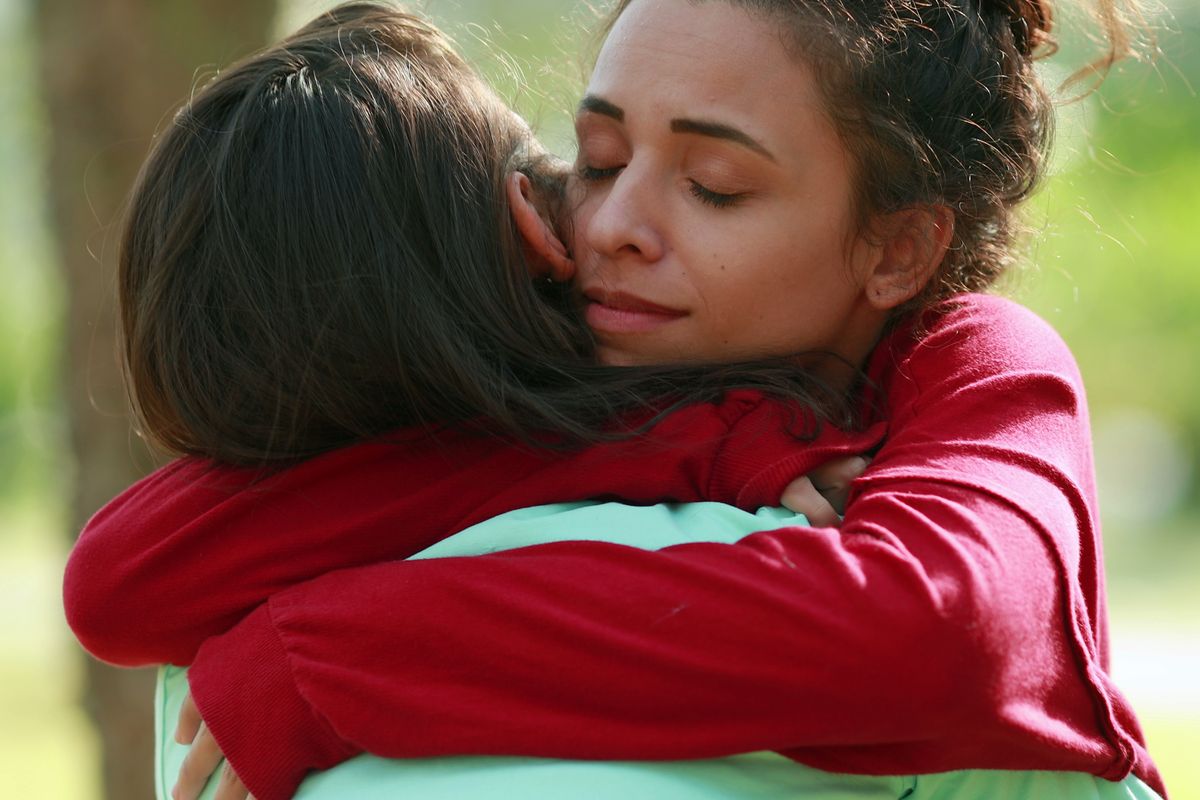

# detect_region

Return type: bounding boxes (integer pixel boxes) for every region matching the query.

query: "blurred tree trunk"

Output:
[35,2,277,798]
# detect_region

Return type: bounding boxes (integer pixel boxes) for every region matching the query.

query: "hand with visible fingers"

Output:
[780,456,870,526]
[173,692,254,800]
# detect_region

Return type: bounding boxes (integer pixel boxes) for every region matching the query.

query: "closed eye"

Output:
[688,179,743,209]
[578,164,623,182]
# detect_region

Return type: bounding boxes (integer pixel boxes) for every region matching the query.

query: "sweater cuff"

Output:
[712,412,888,509]
[188,602,357,800]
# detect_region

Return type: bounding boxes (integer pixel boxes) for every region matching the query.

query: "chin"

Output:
[597,343,708,368]
[596,346,642,367]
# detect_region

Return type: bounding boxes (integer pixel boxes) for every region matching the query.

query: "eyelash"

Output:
[578,165,744,209]
[688,180,743,209]
[578,164,622,182]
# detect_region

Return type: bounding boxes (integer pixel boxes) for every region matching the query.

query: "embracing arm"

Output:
[191,482,1083,800]
[64,391,881,667]
[185,296,1161,800]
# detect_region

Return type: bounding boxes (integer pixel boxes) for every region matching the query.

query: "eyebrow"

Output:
[578,94,624,122]
[578,95,775,163]
[670,118,777,162]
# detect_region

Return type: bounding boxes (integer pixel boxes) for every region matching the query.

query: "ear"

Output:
[506,171,575,282]
[862,205,954,310]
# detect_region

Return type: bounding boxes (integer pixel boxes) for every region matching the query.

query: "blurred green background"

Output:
[1,0,1196,797]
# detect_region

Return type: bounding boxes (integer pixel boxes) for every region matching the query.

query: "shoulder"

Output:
[876,293,1082,383]
[927,293,1072,359]
[865,293,1087,422]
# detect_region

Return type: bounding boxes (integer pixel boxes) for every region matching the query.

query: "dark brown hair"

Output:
[120,2,846,466]
[601,0,1148,318]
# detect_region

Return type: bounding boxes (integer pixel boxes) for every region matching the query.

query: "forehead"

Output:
[595,0,777,89]
[589,0,837,160]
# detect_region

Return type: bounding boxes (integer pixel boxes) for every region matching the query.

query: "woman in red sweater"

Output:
[64,0,1164,798]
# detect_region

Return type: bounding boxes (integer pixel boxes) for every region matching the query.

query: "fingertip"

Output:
[810,510,838,528]
[780,476,813,506]
[831,457,868,485]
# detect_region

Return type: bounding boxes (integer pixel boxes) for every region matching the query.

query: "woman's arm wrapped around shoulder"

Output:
[184,295,1162,800]
[64,388,881,668]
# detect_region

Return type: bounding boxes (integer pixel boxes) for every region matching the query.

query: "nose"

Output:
[582,166,666,264]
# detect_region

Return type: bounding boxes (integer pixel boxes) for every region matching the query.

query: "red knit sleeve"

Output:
[186,295,1163,799]
[64,392,882,667]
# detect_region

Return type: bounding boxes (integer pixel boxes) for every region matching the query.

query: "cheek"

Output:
[704,240,838,330]
[568,200,599,270]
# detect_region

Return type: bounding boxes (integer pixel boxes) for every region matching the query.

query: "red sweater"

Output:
[63,295,1164,799]
[67,391,877,667]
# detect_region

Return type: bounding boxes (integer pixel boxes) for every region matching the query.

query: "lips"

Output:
[583,288,687,334]
[584,289,684,316]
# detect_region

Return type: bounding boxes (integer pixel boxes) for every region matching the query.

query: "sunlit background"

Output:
[1,0,1197,797]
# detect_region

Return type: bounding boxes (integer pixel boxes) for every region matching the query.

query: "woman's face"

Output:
[571,0,887,371]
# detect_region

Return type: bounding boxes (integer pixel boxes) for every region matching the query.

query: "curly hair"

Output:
[601,0,1148,319]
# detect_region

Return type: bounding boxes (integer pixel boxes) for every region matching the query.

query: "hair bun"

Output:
[991,0,1054,55]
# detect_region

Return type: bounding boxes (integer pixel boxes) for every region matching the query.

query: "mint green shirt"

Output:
[156,501,1161,799]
